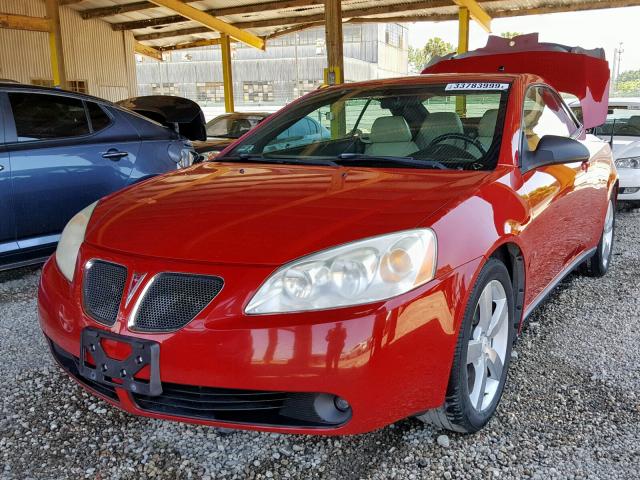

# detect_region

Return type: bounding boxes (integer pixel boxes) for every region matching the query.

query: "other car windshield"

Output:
[593,106,640,137]
[206,113,267,138]
[223,83,510,170]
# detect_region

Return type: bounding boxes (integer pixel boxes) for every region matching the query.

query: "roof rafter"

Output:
[134,40,162,60]
[80,0,197,19]
[114,0,468,31]
[453,0,491,31]
[145,0,265,49]
[0,12,51,32]
[81,0,324,20]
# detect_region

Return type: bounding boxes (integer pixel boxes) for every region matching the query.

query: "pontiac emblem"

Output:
[125,272,147,307]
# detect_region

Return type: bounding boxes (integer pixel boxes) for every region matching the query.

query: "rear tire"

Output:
[583,198,615,278]
[417,258,515,433]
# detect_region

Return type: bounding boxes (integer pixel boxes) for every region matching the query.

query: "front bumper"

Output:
[618,168,640,201]
[38,245,481,435]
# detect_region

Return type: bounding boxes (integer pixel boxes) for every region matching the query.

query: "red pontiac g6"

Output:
[39,36,617,435]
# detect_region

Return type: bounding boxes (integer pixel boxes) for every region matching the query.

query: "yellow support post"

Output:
[145,0,265,50]
[45,0,66,89]
[324,0,345,138]
[456,7,470,117]
[453,0,491,32]
[220,34,234,113]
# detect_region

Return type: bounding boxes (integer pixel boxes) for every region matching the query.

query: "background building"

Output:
[0,0,137,101]
[136,23,409,115]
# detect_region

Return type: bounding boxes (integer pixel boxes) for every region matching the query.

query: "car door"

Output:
[5,91,140,247]
[0,92,17,255]
[516,84,596,302]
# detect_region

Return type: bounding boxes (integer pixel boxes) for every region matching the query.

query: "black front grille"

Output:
[132,383,350,428]
[132,273,223,332]
[48,339,119,401]
[82,260,127,326]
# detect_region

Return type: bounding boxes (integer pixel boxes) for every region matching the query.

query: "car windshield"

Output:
[592,106,640,138]
[206,114,264,138]
[221,83,510,170]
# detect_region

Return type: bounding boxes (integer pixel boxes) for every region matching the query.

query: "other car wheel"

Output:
[582,198,615,277]
[417,258,514,433]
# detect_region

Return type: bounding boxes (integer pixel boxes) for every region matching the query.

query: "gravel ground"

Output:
[1,210,639,480]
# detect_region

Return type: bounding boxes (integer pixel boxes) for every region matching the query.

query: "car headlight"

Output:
[245,229,437,314]
[615,156,640,169]
[55,201,98,282]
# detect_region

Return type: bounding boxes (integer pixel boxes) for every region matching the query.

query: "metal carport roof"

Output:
[64,0,640,51]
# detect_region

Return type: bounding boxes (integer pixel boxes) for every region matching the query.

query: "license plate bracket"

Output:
[79,327,162,397]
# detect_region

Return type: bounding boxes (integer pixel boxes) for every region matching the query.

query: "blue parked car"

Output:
[0,83,204,271]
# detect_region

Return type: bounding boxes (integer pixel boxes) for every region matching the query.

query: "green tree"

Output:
[617,69,640,83]
[500,31,523,39]
[408,37,454,73]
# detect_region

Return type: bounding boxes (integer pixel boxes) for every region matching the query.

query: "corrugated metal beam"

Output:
[45,0,67,89]
[0,12,51,32]
[453,0,491,32]
[135,41,163,61]
[142,0,265,49]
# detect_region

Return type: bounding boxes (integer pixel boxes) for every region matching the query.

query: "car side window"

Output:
[8,92,90,142]
[522,86,578,152]
[87,102,111,133]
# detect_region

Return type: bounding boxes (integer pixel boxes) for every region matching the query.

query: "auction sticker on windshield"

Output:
[445,83,509,91]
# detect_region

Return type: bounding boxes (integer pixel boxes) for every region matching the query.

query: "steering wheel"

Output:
[428,132,487,157]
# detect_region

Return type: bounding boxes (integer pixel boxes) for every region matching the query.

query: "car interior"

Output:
[238,92,505,171]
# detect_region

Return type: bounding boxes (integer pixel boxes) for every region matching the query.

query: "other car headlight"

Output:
[615,156,640,169]
[204,150,221,161]
[245,229,437,314]
[55,201,98,282]
[168,142,196,169]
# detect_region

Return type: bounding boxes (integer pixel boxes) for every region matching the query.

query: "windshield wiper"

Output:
[336,153,448,170]
[216,153,339,167]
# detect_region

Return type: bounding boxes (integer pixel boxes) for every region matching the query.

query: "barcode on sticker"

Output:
[445,83,509,91]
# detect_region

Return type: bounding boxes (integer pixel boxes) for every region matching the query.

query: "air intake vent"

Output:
[82,260,127,326]
[132,273,223,332]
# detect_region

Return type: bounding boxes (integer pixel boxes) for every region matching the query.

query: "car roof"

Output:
[0,81,113,105]
[318,72,529,93]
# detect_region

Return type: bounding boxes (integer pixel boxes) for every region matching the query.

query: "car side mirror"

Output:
[523,135,590,172]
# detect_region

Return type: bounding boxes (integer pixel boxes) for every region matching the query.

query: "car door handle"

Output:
[0,165,4,172]
[102,150,129,161]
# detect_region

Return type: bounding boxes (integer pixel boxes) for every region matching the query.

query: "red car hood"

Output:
[87,162,488,266]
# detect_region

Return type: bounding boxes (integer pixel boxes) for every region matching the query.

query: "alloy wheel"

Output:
[466,280,510,412]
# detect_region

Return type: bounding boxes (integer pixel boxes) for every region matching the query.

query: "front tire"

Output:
[583,198,615,277]
[418,258,515,433]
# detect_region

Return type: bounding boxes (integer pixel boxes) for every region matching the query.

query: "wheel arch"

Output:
[487,241,526,332]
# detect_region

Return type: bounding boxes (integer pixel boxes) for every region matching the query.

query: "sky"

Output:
[408,6,640,74]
